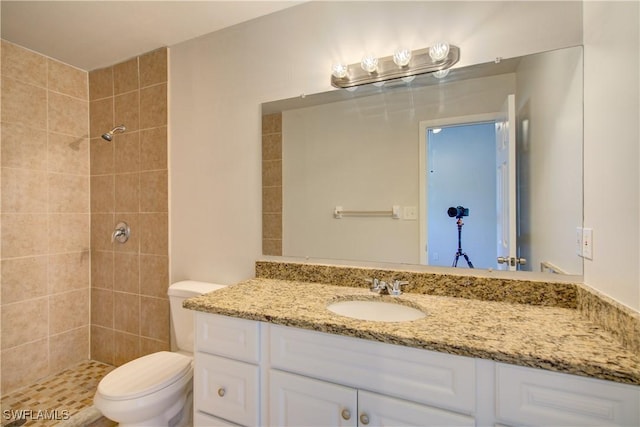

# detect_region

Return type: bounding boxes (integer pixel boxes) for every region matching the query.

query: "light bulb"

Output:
[331,63,348,79]
[360,54,379,73]
[393,48,412,67]
[429,42,450,61]
[433,69,450,79]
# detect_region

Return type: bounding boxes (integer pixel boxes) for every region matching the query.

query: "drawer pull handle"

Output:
[217,387,226,397]
[360,413,370,425]
[341,409,351,420]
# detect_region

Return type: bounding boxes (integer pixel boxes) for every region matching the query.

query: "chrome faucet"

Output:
[366,278,409,296]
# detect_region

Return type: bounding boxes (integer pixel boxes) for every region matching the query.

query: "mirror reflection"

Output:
[262,46,583,276]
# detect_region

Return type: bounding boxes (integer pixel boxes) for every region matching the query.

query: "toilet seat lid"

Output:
[98,351,192,400]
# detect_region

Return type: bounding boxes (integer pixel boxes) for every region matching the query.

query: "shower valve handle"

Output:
[112,222,130,244]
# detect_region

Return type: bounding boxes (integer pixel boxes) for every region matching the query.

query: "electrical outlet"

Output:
[582,228,593,260]
[403,206,418,220]
[576,227,583,256]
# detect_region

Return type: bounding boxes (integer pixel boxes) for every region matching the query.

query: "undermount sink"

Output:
[327,299,426,322]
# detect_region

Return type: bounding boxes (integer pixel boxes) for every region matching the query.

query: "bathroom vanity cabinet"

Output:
[192,312,640,427]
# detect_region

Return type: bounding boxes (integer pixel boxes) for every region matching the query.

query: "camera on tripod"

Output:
[447,205,469,219]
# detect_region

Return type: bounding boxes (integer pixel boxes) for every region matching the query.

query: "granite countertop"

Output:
[184,278,640,386]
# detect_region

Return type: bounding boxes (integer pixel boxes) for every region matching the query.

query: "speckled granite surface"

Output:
[255,260,578,307]
[185,278,640,386]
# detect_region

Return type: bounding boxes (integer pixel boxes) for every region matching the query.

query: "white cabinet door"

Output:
[358,390,475,427]
[270,369,357,427]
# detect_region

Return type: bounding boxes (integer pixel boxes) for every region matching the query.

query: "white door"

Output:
[269,369,357,427]
[358,390,475,427]
[496,94,517,271]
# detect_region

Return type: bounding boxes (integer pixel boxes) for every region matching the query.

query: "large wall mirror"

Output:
[262,46,583,277]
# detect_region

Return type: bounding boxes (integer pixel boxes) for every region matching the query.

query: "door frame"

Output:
[418,113,501,265]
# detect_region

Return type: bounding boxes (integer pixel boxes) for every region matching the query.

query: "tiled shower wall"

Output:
[89,48,169,366]
[1,41,91,394]
[262,113,282,255]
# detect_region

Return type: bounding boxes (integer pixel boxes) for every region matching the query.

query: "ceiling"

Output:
[0,1,304,71]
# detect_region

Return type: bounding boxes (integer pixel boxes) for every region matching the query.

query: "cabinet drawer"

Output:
[194,353,259,427]
[269,324,476,414]
[196,312,260,363]
[496,363,640,426]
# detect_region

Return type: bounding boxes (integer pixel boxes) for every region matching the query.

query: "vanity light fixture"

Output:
[331,42,459,89]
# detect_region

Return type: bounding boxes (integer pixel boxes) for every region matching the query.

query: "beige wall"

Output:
[0,41,90,393]
[89,48,169,366]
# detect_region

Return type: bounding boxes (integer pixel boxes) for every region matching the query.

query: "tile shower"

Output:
[0,40,169,405]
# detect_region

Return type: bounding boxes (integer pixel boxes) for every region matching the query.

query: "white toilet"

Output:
[94,280,226,427]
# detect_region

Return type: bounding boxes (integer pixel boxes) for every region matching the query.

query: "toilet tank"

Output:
[168,280,226,353]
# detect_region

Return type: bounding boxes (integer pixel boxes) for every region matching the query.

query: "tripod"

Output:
[452,217,474,268]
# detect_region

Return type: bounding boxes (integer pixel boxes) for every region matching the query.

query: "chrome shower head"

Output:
[101,125,126,141]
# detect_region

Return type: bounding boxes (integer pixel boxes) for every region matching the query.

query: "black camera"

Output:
[447,206,469,218]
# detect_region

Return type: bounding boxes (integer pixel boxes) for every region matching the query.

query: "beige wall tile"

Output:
[90,137,115,175]
[48,92,89,136]
[2,77,47,129]
[48,132,89,175]
[263,238,282,256]
[140,84,167,128]
[139,48,167,88]
[48,59,88,100]
[262,133,282,161]
[48,251,90,294]
[140,296,169,342]
[262,159,282,187]
[91,288,113,328]
[1,41,47,88]
[49,326,89,373]
[91,213,116,251]
[114,91,139,132]
[140,337,169,356]
[113,58,139,95]
[1,168,48,213]
[263,213,282,239]
[1,122,48,170]
[115,173,140,213]
[114,291,139,334]
[1,214,49,258]
[262,186,282,214]
[139,213,167,255]
[1,338,49,392]
[140,170,167,213]
[91,325,114,365]
[89,67,113,100]
[49,213,90,254]
[89,98,114,139]
[262,113,282,134]
[140,255,168,298]
[114,331,140,366]
[49,173,89,213]
[1,297,49,349]
[1,256,48,304]
[50,289,90,334]
[114,252,139,294]
[114,131,140,173]
[91,174,115,213]
[91,250,114,289]
[140,126,167,171]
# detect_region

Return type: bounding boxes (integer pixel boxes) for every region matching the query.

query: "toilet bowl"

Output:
[94,281,226,427]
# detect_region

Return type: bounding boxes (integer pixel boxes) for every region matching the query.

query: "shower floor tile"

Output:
[1,360,114,427]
